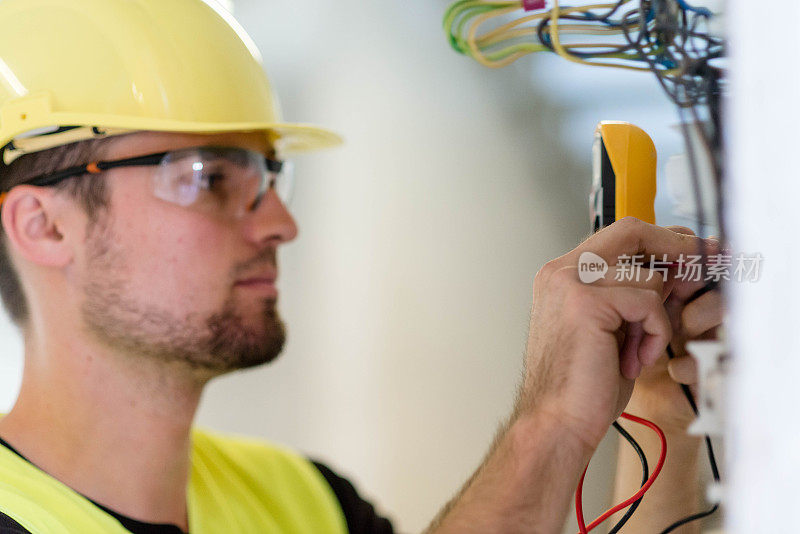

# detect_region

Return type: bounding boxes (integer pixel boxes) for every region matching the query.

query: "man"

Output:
[0,0,719,532]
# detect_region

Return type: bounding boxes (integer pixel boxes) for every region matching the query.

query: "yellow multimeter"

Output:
[590,121,657,232]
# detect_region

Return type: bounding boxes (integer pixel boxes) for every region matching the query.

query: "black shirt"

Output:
[0,437,394,534]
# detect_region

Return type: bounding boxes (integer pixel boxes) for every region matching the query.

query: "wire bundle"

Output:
[443,0,722,105]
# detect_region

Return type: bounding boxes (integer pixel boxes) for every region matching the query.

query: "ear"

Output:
[1,185,74,268]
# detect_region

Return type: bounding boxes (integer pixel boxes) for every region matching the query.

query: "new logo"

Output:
[578,252,608,284]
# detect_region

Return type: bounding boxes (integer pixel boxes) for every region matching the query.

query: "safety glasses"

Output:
[0,145,293,219]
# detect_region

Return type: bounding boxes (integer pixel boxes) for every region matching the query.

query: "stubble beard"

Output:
[80,221,286,375]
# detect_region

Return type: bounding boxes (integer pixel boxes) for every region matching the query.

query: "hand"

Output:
[625,226,724,435]
[426,219,713,534]
[516,218,712,450]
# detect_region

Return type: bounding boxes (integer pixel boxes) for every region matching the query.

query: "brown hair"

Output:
[0,138,115,326]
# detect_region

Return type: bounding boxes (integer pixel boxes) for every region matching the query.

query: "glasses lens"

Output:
[274,160,294,205]
[153,147,273,218]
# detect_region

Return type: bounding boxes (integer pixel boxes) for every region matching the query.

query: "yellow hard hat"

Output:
[0,0,342,164]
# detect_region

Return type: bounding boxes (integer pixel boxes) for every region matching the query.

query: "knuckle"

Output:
[613,216,650,247]
[551,265,576,284]
[642,287,660,302]
[534,261,575,293]
[616,216,643,232]
[642,288,664,309]
[534,260,558,286]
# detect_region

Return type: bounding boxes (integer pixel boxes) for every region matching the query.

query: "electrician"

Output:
[0,0,718,532]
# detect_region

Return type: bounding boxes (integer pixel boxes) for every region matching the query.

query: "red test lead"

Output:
[574,412,667,534]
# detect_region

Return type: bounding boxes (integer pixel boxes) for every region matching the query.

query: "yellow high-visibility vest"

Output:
[0,428,348,534]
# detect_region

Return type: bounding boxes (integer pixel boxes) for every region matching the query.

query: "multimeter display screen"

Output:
[590,133,603,232]
[590,133,616,232]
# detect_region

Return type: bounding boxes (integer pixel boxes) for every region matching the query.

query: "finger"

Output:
[596,286,672,377]
[594,264,666,297]
[668,355,698,385]
[697,326,720,340]
[620,322,644,380]
[682,290,724,338]
[667,242,723,302]
[569,217,711,266]
[670,266,721,305]
[664,282,716,334]
[662,225,697,294]
[665,225,696,236]
[669,277,712,302]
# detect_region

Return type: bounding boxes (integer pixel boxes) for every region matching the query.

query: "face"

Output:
[76,131,298,375]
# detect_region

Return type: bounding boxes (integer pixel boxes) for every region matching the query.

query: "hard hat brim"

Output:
[2,116,343,164]
[86,116,344,154]
[264,123,344,154]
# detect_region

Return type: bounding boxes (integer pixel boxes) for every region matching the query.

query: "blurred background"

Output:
[0,0,701,532]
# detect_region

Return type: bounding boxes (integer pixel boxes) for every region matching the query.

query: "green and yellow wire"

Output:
[443,0,672,72]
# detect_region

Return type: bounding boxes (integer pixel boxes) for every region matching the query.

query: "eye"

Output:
[195,162,228,188]
[201,170,226,190]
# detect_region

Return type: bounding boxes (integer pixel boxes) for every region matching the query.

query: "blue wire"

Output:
[675,0,713,17]
[576,11,622,27]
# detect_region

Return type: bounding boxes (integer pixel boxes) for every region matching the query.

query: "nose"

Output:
[242,188,298,246]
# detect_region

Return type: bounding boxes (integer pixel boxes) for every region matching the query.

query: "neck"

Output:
[0,322,213,531]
